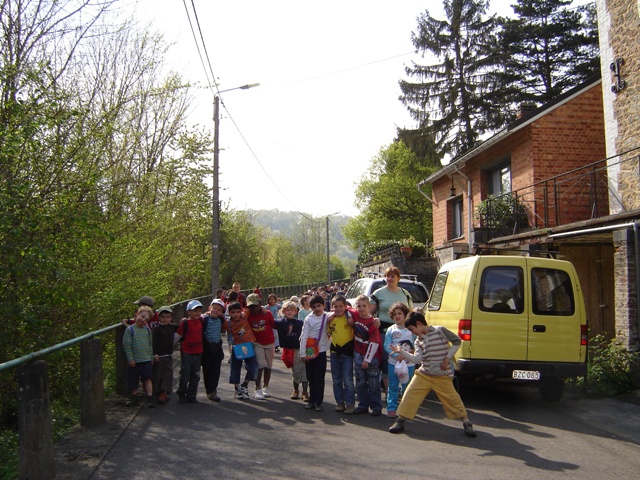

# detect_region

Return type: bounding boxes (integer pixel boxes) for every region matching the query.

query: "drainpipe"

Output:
[453,165,473,253]
[635,222,640,343]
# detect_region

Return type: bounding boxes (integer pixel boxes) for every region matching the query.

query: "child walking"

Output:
[152,306,178,404]
[352,295,383,416]
[227,302,259,400]
[123,305,156,408]
[175,300,205,404]
[383,302,416,418]
[202,299,229,402]
[299,294,331,411]
[245,293,277,400]
[388,311,476,437]
[275,300,309,401]
[327,295,355,414]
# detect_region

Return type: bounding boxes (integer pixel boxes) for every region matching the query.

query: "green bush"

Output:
[572,334,639,396]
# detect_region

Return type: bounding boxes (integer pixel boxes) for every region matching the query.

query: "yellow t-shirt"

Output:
[328,314,354,347]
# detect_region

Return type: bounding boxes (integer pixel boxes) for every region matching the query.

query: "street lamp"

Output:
[211,82,260,295]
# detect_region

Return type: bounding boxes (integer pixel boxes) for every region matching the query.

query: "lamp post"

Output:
[325,212,340,284]
[211,83,260,295]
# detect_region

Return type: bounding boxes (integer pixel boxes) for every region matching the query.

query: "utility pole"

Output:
[326,216,330,284]
[210,83,259,295]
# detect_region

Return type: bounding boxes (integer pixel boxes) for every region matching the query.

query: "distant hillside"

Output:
[245,209,359,268]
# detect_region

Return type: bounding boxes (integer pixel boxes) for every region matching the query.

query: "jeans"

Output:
[202,341,224,394]
[305,352,327,406]
[354,352,381,412]
[387,362,415,412]
[177,353,201,399]
[330,353,355,406]
[229,349,258,385]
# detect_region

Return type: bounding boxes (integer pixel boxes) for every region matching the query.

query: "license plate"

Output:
[512,370,540,380]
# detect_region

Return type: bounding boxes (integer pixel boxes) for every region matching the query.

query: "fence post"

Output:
[80,338,106,427]
[115,325,128,395]
[18,360,55,480]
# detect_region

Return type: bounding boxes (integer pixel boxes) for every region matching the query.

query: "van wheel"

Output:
[539,379,565,402]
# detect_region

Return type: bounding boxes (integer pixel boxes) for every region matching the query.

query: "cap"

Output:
[134,296,155,307]
[246,293,261,306]
[210,299,225,309]
[157,306,173,314]
[186,300,203,311]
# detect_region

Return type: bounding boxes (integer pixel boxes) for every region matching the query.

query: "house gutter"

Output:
[549,221,640,342]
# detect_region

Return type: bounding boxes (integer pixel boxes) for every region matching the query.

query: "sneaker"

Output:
[463,422,477,438]
[208,391,221,402]
[234,389,243,399]
[387,410,397,418]
[354,407,368,414]
[157,392,168,404]
[179,395,188,404]
[389,419,405,434]
[146,397,156,409]
[344,404,355,414]
[254,389,265,400]
[315,404,324,412]
[262,387,271,398]
[290,390,300,400]
[125,397,139,407]
[370,409,382,417]
[335,402,345,412]
[305,402,315,409]
[301,392,310,402]
[188,397,198,403]
[241,386,250,400]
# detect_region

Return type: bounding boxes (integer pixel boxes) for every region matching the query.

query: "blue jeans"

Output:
[387,362,415,412]
[330,353,355,406]
[354,352,381,412]
[229,349,258,385]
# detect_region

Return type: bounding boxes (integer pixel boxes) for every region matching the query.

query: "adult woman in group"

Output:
[370,266,414,396]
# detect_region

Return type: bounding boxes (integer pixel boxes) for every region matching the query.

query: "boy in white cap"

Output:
[175,300,205,403]
[201,299,229,401]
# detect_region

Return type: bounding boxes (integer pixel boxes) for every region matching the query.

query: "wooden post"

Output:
[18,360,55,479]
[80,338,105,427]
[115,325,128,395]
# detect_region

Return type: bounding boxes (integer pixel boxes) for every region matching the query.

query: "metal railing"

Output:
[475,153,638,242]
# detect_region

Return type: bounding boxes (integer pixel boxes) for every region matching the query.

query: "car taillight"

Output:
[581,325,588,346]
[458,319,471,341]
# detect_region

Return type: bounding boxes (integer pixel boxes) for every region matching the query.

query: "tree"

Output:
[344,141,436,249]
[498,0,599,104]
[399,0,505,161]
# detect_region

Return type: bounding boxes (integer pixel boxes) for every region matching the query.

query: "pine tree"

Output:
[399,0,505,161]
[498,0,599,105]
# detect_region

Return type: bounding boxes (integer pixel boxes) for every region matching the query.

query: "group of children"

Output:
[123,287,476,438]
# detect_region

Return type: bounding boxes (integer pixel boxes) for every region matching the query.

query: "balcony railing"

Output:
[475,154,635,242]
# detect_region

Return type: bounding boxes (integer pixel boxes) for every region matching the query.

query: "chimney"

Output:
[517,102,537,119]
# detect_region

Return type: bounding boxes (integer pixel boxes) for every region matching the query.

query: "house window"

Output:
[450,197,463,239]
[488,163,512,195]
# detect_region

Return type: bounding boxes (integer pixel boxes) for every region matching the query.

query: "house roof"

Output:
[418,75,602,186]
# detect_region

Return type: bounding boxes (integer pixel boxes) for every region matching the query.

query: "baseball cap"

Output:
[157,306,173,314]
[210,299,225,309]
[246,293,261,306]
[186,300,203,311]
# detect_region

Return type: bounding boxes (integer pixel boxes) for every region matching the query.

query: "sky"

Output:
[126,0,593,218]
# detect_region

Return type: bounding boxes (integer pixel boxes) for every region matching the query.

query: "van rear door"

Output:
[526,260,582,362]
[471,257,528,360]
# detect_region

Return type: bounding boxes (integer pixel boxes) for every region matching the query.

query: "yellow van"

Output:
[426,255,587,401]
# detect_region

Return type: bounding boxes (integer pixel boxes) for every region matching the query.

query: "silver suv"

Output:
[345,273,429,324]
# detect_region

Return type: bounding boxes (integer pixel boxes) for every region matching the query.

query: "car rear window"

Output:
[478,266,525,314]
[531,268,574,315]
[399,281,429,304]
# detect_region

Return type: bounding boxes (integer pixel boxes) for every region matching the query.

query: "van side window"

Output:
[428,271,448,311]
[531,268,574,315]
[479,267,524,314]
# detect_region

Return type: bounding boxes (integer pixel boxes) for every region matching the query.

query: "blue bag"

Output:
[233,342,255,360]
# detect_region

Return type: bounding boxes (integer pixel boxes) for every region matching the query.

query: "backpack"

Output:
[127,324,152,339]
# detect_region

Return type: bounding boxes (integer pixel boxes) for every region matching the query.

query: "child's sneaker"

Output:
[344,404,355,414]
[387,410,397,418]
[254,389,265,400]
[335,402,345,412]
[241,386,250,400]
[234,388,243,399]
[262,387,271,398]
[146,396,156,409]
[389,418,405,434]
[208,391,221,402]
[125,397,140,407]
[290,390,300,400]
[301,392,310,402]
[463,422,477,437]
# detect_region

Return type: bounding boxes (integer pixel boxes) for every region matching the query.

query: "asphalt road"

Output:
[55,354,640,480]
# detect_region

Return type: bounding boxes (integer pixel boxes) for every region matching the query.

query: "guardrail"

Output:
[0,322,127,479]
